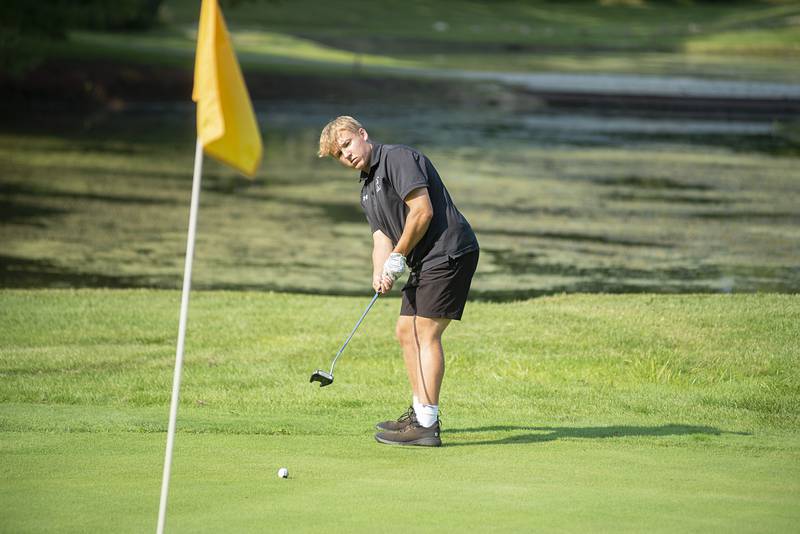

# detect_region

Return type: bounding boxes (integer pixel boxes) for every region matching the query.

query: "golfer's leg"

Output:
[412,316,451,405]
[396,315,421,399]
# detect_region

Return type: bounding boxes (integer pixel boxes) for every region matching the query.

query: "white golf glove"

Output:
[382,252,407,281]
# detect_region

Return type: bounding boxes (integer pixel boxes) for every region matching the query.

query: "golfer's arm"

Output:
[372,230,394,277]
[393,188,433,257]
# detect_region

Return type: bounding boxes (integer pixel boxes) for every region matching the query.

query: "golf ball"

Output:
[278,467,288,479]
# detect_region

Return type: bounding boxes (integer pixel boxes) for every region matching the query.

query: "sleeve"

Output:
[385,147,429,200]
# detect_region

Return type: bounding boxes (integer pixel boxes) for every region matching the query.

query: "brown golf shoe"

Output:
[375,405,417,432]
[375,420,442,447]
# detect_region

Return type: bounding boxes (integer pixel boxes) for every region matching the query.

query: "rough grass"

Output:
[0,290,798,532]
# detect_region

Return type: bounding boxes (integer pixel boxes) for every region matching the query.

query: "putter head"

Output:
[309,370,333,387]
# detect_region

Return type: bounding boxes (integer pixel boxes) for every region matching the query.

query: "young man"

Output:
[318,116,479,447]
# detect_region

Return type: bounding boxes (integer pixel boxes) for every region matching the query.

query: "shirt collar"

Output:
[359,142,383,182]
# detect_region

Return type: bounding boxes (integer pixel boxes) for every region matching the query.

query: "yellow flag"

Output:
[192,0,263,177]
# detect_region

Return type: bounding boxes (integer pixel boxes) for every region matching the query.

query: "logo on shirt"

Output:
[362,194,368,203]
[375,177,382,193]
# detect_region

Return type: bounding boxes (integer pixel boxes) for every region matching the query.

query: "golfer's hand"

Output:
[382,252,407,281]
[373,273,394,294]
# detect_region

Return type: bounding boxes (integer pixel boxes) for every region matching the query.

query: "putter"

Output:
[310,291,380,387]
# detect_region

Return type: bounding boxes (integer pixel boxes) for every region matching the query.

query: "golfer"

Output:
[318,116,479,447]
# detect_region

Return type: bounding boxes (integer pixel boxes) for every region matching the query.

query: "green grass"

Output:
[685,25,800,54]
[0,289,798,532]
[46,0,800,82]
[62,27,420,73]
[161,0,800,51]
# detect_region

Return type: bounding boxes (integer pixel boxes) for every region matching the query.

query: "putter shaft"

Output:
[328,291,380,375]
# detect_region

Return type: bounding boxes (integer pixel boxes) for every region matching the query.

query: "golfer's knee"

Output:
[395,320,414,345]
[414,319,446,344]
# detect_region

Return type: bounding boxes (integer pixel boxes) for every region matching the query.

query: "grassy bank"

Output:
[44,0,800,82]
[0,289,798,532]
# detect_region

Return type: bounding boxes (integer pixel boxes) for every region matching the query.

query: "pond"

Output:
[1,92,798,297]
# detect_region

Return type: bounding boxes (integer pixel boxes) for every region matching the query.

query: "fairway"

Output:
[1,290,798,532]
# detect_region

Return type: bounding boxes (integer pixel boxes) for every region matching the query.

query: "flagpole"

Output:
[157,138,204,534]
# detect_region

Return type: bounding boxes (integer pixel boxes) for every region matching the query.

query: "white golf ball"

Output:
[277,467,288,479]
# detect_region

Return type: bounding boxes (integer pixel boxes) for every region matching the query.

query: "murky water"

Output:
[1,94,798,296]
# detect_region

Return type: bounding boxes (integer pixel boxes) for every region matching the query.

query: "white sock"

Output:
[413,401,423,419]
[416,404,439,428]
[413,395,420,406]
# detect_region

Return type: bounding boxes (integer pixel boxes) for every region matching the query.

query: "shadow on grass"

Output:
[444,424,749,447]
[0,255,150,289]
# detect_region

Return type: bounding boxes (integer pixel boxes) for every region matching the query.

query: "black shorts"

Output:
[400,250,479,321]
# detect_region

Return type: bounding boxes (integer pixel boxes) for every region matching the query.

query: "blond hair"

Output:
[318,116,364,158]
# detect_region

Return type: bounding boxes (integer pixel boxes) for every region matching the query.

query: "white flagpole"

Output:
[157,138,204,534]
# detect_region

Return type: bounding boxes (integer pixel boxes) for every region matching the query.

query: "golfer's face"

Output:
[336,129,371,171]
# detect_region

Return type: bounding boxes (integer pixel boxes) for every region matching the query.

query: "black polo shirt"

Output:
[359,143,479,273]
